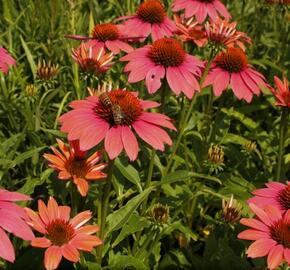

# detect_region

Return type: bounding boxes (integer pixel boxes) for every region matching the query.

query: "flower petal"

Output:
[44,246,62,270]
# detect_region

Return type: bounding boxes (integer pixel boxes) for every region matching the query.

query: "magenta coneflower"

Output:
[43,139,107,196]
[0,47,16,74]
[172,0,231,23]
[203,47,267,102]
[118,0,176,41]
[205,19,251,50]
[59,89,176,161]
[121,38,204,99]
[248,182,290,212]
[269,76,290,107]
[0,189,34,262]
[66,23,133,54]
[174,15,207,47]
[26,197,102,270]
[238,204,290,270]
[72,41,113,75]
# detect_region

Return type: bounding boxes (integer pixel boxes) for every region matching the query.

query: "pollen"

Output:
[46,219,75,246]
[92,23,119,41]
[136,0,166,24]
[278,185,290,210]
[215,47,248,73]
[95,90,142,126]
[148,38,186,67]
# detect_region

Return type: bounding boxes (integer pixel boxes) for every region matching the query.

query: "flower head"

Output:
[203,47,267,102]
[222,195,242,224]
[248,182,290,212]
[72,41,113,76]
[172,0,231,23]
[269,76,290,107]
[0,47,16,74]
[118,0,176,41]
[37,60,59,81]
[59,89,176,161]
[174,15,207,47]
[25,197,102,270]
[121,38,204,99]
[0,189,34,262]
[238,204,290,270]
[205,19,251,50]
[66,23,133,54]
[43,139,107,196]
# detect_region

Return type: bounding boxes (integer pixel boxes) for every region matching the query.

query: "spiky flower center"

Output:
[79,59,104,74]
[270,220,290,248]
[136,0,166,24]
[278,185,290,210]
[148,38,186,67]
[215,47,248,73]
[66,158,88,178]
[95,90,142,126]
[46,219,75,246]
[92,23,119,41]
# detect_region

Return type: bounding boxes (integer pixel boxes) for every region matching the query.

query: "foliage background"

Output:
[0,0,289,269]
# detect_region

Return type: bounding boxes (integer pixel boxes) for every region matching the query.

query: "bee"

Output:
[112,104,123,125]
[99,92,112,107]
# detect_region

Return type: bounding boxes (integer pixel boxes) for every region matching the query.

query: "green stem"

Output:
[276,109,289,182]
[163,53,215,176]
[97,159,114,264]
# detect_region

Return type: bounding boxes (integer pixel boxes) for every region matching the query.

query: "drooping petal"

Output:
[246,239,276,258]
[0,227,15,262]
[61,244,80,263]
[121,125,139,161]
[267,244,284,270]
[44,246,62,270]
[105,126,124,160]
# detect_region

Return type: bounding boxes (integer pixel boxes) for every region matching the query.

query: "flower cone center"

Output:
[278,185,290,210]
[46,219,75,246]
[136,0,166,24]
[95,90,142,126]
[215,48,248,73]
[148,38,186,67]
[92,23,119,41]
[66,158,88,178]
[80,59,102,74]
[270,220,290,248]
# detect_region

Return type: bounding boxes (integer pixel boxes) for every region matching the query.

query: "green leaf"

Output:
[20,36,37,78]
[112,212,150,247]
[115,158,142,192]
[109,254,149,270]
[106,187,153,235]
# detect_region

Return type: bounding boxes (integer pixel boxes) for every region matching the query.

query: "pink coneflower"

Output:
[25,197,102,270]
[43,139,107,196]
[0,47,16,74]
[174,15,207,47]
[121,38,204,98]
[238,204,290,270]
[72,41,113,75]
[248,182,290,212]
[269,76,290,107]
[0,189,34,262]
[66,23,133,54]
[59,89,176,161]
[172,0,231,23]
[203,47,267,102]
[205,19,251,51]
[118,0,176,41]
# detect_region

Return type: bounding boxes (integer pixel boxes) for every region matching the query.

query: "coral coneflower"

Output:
[66,23,133,54]
[238,204,290,270]
[172,0,231,23]
[0,189,34,262]
[0,47,16,74]
[43,139,107,196]
[121,38,204,98]
[25,197,102,270]
[174,15,207,47]
[72,41,113,75]
[248,182,290,212]
[203,47,267,102]
[205,19,251,51]
[59,89,176,161]
[118,0,176,41]
[269,76,290,107]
